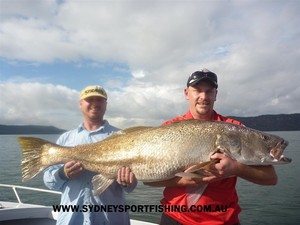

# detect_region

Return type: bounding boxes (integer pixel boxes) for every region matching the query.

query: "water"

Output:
[0,132,299,224]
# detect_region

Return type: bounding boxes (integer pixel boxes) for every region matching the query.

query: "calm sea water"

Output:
[0,132,299,224]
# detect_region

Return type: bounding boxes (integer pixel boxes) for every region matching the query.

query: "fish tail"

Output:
[18,137,53,182]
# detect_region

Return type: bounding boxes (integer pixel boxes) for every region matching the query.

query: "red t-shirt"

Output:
[161,111,244,225]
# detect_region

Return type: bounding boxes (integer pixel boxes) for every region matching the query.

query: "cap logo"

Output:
[84,88,105,95]
[80,85,107,100]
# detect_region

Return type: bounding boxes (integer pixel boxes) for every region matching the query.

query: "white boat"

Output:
[0,184,157,225]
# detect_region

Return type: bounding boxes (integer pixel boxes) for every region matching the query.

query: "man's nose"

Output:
[198,92,207,100]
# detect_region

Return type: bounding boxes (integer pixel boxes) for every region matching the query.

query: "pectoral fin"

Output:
[186,184,208,207]
[184,159,220,173]
[175,161,218,206]
[175,172,204,179]
[92,174,114,195]
[175,159,220,179]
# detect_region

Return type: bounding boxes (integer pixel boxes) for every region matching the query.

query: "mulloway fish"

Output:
[18,120,291,204]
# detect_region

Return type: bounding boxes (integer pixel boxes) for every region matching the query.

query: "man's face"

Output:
[80,96,107,121]
[184,81,217,117]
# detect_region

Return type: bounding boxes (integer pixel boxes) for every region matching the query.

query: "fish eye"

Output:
[261,134,270,141]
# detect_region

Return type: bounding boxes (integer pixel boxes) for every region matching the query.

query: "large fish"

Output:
[18,120,291,203]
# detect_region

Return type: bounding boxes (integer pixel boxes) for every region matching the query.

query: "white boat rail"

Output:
[0,183,61,204]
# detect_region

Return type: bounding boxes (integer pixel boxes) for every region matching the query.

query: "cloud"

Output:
[1,1,299,72]
[0,0,299,129]
[0,81,186,129]
[0,82,81,129]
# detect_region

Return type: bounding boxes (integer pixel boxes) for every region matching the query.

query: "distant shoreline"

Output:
[229,113,300,131]
[0,113,299,134]
[0,125,66,135]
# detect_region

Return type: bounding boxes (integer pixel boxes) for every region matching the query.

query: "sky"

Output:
[0,0,299,130]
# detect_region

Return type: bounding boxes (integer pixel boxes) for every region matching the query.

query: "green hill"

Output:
[0,125,66,135]
[229,113,300,131]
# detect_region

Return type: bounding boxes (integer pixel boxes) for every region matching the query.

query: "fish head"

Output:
[238,128,291,165]
[215,125,291,165]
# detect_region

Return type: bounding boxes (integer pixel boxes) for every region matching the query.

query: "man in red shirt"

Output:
[145,68,277,225]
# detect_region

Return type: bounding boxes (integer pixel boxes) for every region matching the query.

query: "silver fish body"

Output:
[18,120,291,195]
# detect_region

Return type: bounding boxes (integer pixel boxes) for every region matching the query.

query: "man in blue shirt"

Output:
[43,85,137,225]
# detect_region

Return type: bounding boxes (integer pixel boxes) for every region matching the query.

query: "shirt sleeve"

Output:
[43,164,68,191]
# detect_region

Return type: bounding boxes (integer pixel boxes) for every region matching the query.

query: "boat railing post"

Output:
[12,186,22,204]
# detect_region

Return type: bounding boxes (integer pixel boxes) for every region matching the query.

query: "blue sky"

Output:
[0,59,131,89]
[1,0,299,130]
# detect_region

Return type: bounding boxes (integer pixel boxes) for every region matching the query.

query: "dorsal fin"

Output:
[103,126,153,141]
[122,126,153,134]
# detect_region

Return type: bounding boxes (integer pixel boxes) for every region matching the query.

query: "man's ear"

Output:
[184,88,189,100]
[214,89,218,101]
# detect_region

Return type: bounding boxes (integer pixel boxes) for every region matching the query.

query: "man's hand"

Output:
[117,167,137,186]
[209,153,239,178]
[64,161,84,179]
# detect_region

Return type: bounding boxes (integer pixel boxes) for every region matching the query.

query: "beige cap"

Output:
[80,85,107,100]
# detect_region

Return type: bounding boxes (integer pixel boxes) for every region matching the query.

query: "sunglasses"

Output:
[187,71,218,88]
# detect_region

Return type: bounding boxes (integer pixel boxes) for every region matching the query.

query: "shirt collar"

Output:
[77,120,109,133]
[185,110,218,120]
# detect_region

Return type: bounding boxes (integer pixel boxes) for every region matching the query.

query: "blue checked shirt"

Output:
[43,120,136,225]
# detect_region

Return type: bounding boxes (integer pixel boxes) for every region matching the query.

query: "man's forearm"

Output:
[236,164,277,185]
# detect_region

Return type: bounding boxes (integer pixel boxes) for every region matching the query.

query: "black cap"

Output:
[187,68,218,88]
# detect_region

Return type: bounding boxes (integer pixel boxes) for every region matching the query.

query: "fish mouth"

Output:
[270,139,291,163]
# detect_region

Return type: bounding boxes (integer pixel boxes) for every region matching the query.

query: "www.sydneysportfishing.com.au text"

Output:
[52,204,228,213]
